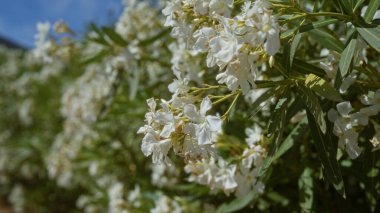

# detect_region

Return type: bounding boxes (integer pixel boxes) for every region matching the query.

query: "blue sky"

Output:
[0,0,123,48]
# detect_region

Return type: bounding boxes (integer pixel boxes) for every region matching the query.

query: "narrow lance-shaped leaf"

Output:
[309,29,345,53]
[139,28,171,46]
[338,0,353,15]
[81,49,109,65]
[353,0,366,13]
[339,35,358,77]
[357,27,380,53]
[364,0,380,22]
[297,85,327,134]
[260,89,290,177]
[274,118,308,159]
[284,33,302,72]
[267,96,289,135]
[299,167,314,213]
[102,27,128,46]
[299,19,339,33]
[249,86,283,118]
[216,191,259,213]
[292,58,327,77]
[306,110,346,197]
[89,23,109,46]
[305,74,343,102]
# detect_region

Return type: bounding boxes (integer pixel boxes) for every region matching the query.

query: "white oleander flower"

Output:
[181,134,217,161]
[360,89,380,116]
[234,167,265,197]
[319,49,339,80]
[214,159,238,194]
[238,0,280,55]
[141,127,173,164]
[169,42,204,84]
[209,0,233,17]
[185,157,238,195]
[245,124,262,147]
[328,102,363,159]
[216,52,258,94]
[184,96,223,145]
[193,27,215,53]
[370,123,380,151]
[185,158,215,186]
[208,18,242,68]
[162,0,182,27]
[339,72,357,94]
[168,69,190,95]
[193,0,210,15]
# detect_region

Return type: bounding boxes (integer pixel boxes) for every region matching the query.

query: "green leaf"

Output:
[267,95,289,135]
[81,49,109,64]
[353,0,366,13]
[309,29,345,52]
[139,28,171,46]
[364,0,380,22]
[284,33,302,72]
[292,58,327,77]
[216,191,259,213]
[260,89,290,177]
[338,36,357,77]
[102,27,128,46]
[332,0,344,13]
[89,23,109,46]
[299,167,314,213]
[273,60,289,78]
[299,19,339,33]
[306,110,346,197]
[362,141,380,212]
[298,86,327,134]
[274,118,308,160]
[305,74,343,102]
[281,27,298,40]
[357,27,380,53]
[338,0,353,14]
[89,22,103,37]
[249,86,283,118]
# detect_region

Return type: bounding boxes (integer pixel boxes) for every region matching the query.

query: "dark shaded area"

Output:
[0,35,25,50]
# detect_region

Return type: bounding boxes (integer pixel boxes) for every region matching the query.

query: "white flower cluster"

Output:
[169,41,204,84]
[151,164,179,187]
[328,90,380,159]
[185,126,266,197]
[8,185,25,213]
[47,60,120,187]
[150,194,182,213]
[33,22,53,63]
[108,182,129,213]
[138,95,223,164]
[116,0,160,42]
[163,0,280,94]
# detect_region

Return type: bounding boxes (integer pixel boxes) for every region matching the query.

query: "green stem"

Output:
[284,12,351,22]
[222,92,241,120]
[213,93,237,105]
[190,85,225,93]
